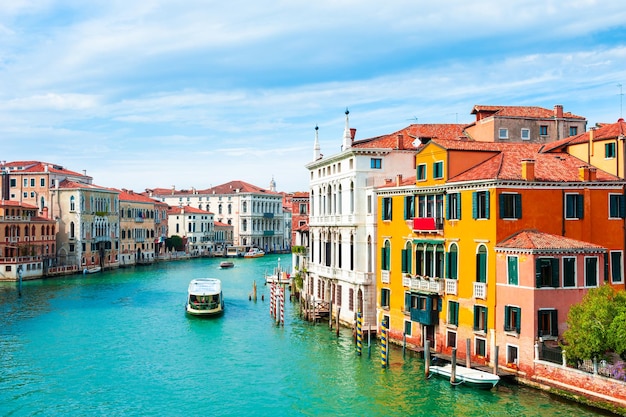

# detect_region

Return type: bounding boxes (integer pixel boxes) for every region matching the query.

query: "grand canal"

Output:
[0,255,612,416]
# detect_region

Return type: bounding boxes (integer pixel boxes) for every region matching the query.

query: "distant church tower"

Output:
[313,125,321,161]
[269,176,276,192]
[341,108,352,151]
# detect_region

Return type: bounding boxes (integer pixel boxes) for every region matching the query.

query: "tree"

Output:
[562,285,626,362]
[166,235,184,251]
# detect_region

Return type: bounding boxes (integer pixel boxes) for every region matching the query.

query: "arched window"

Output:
[242,202,247,213]
[70,196,76,211]
[402,241,413,274]
[447,243,458,279]
[381,240,391,271]
[476,245,487,283]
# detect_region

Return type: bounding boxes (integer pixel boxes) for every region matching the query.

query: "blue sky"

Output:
[2,1,626,193]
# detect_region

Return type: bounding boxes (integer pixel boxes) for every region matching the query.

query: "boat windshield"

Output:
[189,294,220,310]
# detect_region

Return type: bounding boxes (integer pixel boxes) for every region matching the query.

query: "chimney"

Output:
[521,159,535,181]
[396,134,404,150]
[578,166,596,181]
[396,174,403,186]
[589,127,595,156]
[554,105,564,119]
[350,128,356,141]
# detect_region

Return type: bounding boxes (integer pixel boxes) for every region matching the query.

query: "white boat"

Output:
[185,278,224,316]
[83,266,102,274]
[243,248,265,258]
[219,261,234,268]
[264,258,291,285]
[429,364,500,389]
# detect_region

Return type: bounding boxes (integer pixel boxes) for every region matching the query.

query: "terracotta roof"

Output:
[352,124,467,150]
[543,118,626,152]
[427,139,619,183]
[2,161,90,178]
[113,188,160,204]
[214,221,232,227]
[496,229,605,252]
[58,179,115,191]
[167,205,213,215]
[0,200,38,209]
[378,175,417,189]
[200,180,278,195]
[471,105,585,120]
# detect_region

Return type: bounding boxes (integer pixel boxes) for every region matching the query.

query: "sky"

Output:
[1,1,626,193]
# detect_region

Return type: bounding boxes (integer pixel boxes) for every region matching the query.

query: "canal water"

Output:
[0,255,611,416]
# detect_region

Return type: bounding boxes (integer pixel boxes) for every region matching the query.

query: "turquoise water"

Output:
[0,255,610,416]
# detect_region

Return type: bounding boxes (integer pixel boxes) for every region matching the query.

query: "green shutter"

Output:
[401,249,408,273]
[515,194,522,219]
[404,292,411,311]
[381,247,386,271]
[508,256,518,285]
[473,305,479,330]
[456,193,462,220]
[576,195,584,219]
[550,310,558,337]
[499,194,505,219]
[472,192,478,219]
[515,307,521,333]
[449,250,457,279]
[551,258,560,287]
[485,191,490,219]
[535,258,542,288]
[477,253,486,283]
[446,194,450,220]
[504,306,510,331]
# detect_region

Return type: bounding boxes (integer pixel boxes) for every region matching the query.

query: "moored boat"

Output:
[83,266,102,274]
[185,278,224,316]
[220,261,234,268]
[429,363,500,389]
[243,248,265,258]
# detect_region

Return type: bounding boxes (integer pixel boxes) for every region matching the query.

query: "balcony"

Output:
[445,279,458,295]
[412,217,443,233]
[263,213,274,218]
[473,282,487,299]
[381,270,390,284]
[263,230,275,236]
[409,276,444,295]
[135,217,144,223]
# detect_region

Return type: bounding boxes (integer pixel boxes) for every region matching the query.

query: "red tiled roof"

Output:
[496,229,605,252]
[113,188,160,204]
[2,161,90,178]
[0,200,38,209]
[428,139,619,182]
[543,118,626,152]
[214,221,232,227]
[200,180,278,195]
[378,175,417,189]
[167,205,213,215]
[58,179,115,191]
[352,124,467,149]
[471,105,585,120]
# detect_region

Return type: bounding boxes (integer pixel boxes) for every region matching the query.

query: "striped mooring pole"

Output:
[279,286,285,326]
[380,321,388,369]
[270,283,275,317]
[356,312,363,356]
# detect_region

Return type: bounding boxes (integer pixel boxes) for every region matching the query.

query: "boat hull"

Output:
[185,303,224,317]
[220,262,234,268]
[429,364,499,389]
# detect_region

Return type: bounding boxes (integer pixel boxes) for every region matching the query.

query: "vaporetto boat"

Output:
[185,278,224,317]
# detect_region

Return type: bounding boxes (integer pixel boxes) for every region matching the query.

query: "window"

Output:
[433,161,443,179]
[507,256,519,285]
[611,251,623,283]
[521,128,530,140]
[381,240,390,271]
[475,337,487,357]
[476,246,487,283]
[447,330,457,348]
[499,128,508,139]
[382,197,392,221]
[504,306,521,333]
[70,196,76,211]
[404,292,411,312]
[563,257,576,287]
[585,256,598,287]
[401,245,412,273]
[564,193,583,219]
[446,243,458,279]
[404,320,412,336]
[609,194,625,219]
[448,301,459,326]
[367,195,372,214]
[23,178,28,187]
[536,258,559,288]
[299,203,307,214]
[30,178,35,187]
[371,158,382,169]
[446,192,461,220]
[569,126,578,136]
[499,193,521,219]
[472,191,490,219]
[380,288,390,308]
[605,142,616,159]
[507,345,519,366]
[404,195,415,219]
[417,164,426,181]
[473,305,488,332]
[540,125,548,136]
[538,309,558,338]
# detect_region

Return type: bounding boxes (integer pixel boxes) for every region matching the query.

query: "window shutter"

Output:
[515,194,522,219]
[477,253,486,283]
[484,308,488,331]
[576,195,584,219]
[404,292,411,311]
[504,306,510,331]
[457,193,461,220]
[401,249,408,273]
[485,191,490,219]
[449,250,457,279]
[473,305,479,330]
[381,247,386,270]
[446,194,450,220]
[499,194,505,219]
[535,258,542,288]
[550,310,558,337]
[472,192,478,219]
[621,195,626,218]
[551,258,560,287]
[515,307,521,333]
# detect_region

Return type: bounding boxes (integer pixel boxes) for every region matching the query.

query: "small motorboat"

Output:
[220,261,234,268]
[429,363,500,389]
[83,266,102,274]
[243,248,265,258]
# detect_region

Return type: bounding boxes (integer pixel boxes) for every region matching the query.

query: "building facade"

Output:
[167,205,215,256]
